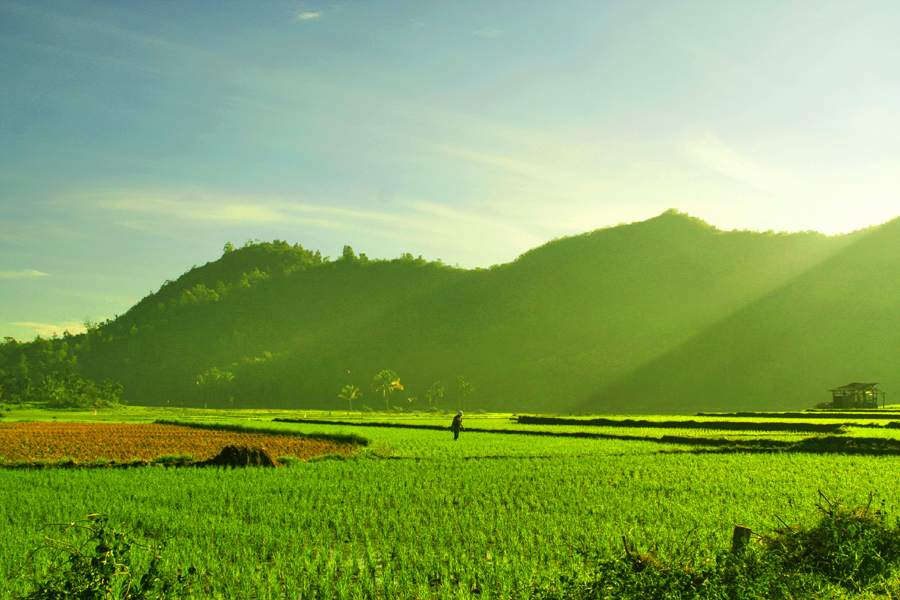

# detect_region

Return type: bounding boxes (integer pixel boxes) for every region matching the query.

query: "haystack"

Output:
[206,445,279,467]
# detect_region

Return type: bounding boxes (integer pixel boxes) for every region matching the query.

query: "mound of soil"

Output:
[204,445,280,468]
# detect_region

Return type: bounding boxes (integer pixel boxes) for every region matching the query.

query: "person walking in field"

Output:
[450,411,464,440]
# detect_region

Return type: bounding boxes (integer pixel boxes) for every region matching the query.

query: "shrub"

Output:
[16,513,196,599]
[762,491,900,590]
[546,492,900,599]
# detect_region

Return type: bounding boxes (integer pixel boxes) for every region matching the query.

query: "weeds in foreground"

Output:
[16,514,196,600]
[544,491,900,599]
[762,491,900,591]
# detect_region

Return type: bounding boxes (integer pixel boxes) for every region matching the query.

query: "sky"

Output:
[1,0,899,341]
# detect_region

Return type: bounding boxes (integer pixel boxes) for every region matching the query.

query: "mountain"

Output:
[577,214,900,414]
[1,210,895,414]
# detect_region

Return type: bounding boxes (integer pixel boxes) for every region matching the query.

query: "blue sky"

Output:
[1,0,898,340]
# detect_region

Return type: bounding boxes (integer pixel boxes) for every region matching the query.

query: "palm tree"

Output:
[196,367,234,406]
[372,370,403,411]
[338,384,362,412]
[457,375,473,412]
[425,381,444,409]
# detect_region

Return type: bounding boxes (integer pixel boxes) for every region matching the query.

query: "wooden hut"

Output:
[828,383,884,409]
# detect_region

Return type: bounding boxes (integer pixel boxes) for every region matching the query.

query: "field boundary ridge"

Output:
[517,415,845,433]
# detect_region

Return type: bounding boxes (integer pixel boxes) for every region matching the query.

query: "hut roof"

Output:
[829,382,879,392]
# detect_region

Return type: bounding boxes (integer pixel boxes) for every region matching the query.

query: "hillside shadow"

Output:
[577,218,898,414]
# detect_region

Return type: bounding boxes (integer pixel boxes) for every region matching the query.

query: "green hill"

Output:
[1,210,894,414]
[578,214,900,414]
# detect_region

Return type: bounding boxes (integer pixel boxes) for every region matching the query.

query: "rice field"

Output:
[0,421,361,464]
[2,408,900,598]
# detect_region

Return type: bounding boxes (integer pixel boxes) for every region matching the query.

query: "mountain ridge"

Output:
[0,210,895,414]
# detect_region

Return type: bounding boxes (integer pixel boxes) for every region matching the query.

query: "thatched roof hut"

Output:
[829,383,884,408]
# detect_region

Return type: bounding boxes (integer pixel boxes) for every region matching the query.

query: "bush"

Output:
[544,492,900,599]
[16,513,196,599]
[762,491,900,590]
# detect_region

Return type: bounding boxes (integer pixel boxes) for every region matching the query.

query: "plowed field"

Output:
[0,422,357,463]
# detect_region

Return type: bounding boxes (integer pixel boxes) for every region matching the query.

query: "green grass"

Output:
[4,406,900,598]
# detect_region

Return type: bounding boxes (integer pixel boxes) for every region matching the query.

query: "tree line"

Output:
[0,368,124,409]
[338,371,474,413]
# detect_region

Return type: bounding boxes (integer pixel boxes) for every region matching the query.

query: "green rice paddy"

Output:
[2,407,900,598]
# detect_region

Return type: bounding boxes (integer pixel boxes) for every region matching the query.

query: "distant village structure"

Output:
[829,383,884,408]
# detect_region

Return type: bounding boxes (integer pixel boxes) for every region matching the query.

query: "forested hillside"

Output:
[578,214,900,413]
[1,210,895,414]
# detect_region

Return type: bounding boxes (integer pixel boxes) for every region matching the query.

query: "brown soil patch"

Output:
[0,422,358,465]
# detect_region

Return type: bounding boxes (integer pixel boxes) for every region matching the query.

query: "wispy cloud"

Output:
[681,130,900,233]
[90,190,403,230]
[403,200,545,257]
[12,321,84,338]
[71,185,546,266]
[683,130,900,198]
[296,11,323,21]
[0,269,49,279]
[472,28,502,38]
[684,132,797,195]
[74,291,141,308]
[4,1,217,66]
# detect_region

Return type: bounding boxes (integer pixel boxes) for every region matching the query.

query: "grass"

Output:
[553,491,900,599]
[5,405,900,598]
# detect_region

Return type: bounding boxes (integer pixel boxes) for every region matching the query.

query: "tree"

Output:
[338,384,362,412]
[457,375,474,412]
[40,372,68,407]
[372,370,403,411]
[19,513,195,599]
[425,381,444,409]
[196,367,235,407]
[99,380,125,406]
[38,370,124,408]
